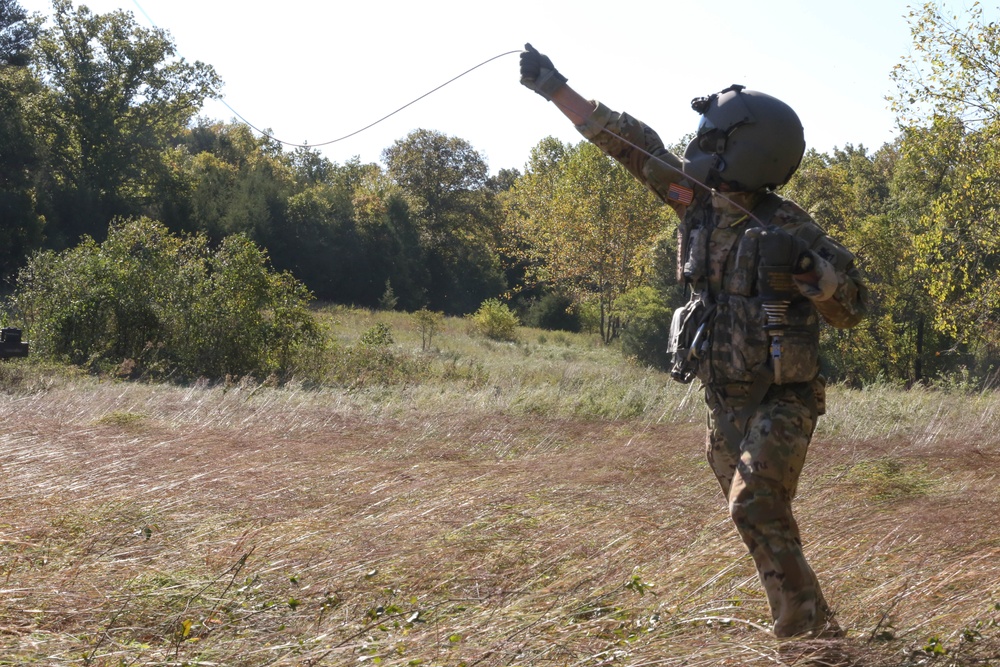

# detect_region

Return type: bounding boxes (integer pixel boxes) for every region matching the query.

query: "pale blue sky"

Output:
[17,0,990,173]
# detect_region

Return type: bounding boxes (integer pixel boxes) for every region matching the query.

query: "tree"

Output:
[382,129,505,314]
[503,138,672,343]
[0,0,35,66]
[0,0,43,284]
[886,1,1000,381]
[890,1,1000,128]
[168,121,297,242]
[289,144,335,186]
[344,160,428,309]
[269,181,363,302]
[28,0,221,245]
[383,128,489,247]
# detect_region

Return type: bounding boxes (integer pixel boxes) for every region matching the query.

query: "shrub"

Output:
[618,286,675,371]
[524,293,581,332]
[11,218,321,381]
[359,322,394,348]
[327,334,430,388]
[470,299,520,342]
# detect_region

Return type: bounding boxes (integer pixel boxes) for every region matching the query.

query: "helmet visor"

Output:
[683,136,726,188]
[696,120,726,156]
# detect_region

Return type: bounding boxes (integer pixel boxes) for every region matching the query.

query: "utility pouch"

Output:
[682,226,710,282]
[668,297,715,384]
[767,327,820,385]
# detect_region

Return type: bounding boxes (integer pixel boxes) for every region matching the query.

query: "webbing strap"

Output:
[748,192,783,228]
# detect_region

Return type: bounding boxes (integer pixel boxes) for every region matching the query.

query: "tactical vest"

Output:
[673,193,822,387]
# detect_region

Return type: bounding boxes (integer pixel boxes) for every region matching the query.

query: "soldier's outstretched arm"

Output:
[519,44,689,215]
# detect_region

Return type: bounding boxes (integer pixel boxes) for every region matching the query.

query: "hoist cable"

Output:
[217,50,522,149]
[131,0,519,150]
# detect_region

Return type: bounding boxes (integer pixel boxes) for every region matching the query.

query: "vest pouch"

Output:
[769,299,820,384]
[769,327,820,385]
[668,298,714,384]
[711,296,768,384]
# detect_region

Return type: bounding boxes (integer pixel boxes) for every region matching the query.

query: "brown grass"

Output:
[2,333,1000,665]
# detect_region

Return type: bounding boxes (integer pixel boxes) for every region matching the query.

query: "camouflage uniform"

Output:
[577,102,867,638]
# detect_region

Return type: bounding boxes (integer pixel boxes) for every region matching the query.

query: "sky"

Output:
[15,0,990,174]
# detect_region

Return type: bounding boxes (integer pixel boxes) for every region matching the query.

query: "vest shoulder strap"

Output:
[748,192,783,228]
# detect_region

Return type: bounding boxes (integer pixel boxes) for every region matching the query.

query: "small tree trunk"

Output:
[914,315,924,384]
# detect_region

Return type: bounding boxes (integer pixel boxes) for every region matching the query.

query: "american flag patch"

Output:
[667,182,694,205]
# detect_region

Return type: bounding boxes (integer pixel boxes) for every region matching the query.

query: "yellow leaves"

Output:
[501,140,671,338]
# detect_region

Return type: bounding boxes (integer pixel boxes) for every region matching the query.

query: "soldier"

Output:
[519,44,867,639]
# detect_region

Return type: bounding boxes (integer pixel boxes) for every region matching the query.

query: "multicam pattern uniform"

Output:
[577,102,867,638]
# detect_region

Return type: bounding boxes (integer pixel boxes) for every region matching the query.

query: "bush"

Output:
[359,322,394,348]
[524,293,581,332]
[327,324,430,388]
[470,299,520,342]
[618,286,675,371]
[10,218,321,381]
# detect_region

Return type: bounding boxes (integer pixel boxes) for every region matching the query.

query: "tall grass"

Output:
[313,305,705,424]
[1,308,999,666]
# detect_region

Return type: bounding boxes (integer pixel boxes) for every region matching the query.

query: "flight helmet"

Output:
[682,84,805,192]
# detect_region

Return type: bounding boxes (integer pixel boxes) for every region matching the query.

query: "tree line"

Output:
[2,0,1000,388]
[0,0,513,317]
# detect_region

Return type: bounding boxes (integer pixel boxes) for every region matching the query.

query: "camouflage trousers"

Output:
[704,380,840,639]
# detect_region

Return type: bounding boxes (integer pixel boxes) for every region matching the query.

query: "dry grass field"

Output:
[2,308,1000,666]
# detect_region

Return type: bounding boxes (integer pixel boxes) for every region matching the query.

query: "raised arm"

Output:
[519,44,692,215]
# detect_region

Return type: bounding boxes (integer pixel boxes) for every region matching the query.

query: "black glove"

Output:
[519,43,567,101]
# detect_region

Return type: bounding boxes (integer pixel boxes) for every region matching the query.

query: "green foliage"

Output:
[838,457,933,502]
[327,339,428,389]
[923,636,947,656]
[523,292,581,332]
[383,129,505,314]
[0,0,36,67]
[6,0,512,316]
[413,308,444,351]
[0,19,44,281]
[503,139,674,343]
[27,0,221,244]
[624,571,655,597]
[872,1,1000,384]
[616,236,686,371]
[12,0,1000,390]
[11,218,320,381]
[469,299,520,342]
[360,322,394,348]
[617,286,674,371]
[173,122,295,241]
[378,280,399,311]
[577,299,602,335]
[890,1,1000,128]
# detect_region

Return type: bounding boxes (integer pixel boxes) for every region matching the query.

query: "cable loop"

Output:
[222,50,522,149]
